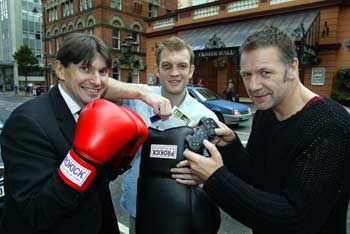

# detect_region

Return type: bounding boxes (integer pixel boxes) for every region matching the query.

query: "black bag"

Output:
[136,126,221,234]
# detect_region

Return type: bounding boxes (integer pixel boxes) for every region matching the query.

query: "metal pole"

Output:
[43,6,49,90]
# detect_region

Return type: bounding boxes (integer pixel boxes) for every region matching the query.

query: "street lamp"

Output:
[121,35,139,83]
[33,5,49,90]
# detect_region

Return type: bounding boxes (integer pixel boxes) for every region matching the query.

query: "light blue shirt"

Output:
[119,85,218,217]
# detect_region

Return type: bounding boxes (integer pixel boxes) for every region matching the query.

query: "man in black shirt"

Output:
[183,27,350,234]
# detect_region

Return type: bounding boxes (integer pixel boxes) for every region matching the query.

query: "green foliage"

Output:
[13,45,39,85]
[118,56,129,65]
[13,45,38,67]
[302,54,321,65]
[331,68,350,101]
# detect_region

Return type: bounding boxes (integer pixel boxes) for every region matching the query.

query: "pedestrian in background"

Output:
[183,26,350,234]
[224,79,233,101]
[196,79,204,87]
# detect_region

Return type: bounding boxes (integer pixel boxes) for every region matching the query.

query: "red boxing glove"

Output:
[58,99,147,191]
[110,107,148,172]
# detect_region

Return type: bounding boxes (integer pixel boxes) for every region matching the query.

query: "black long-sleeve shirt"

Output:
[204,98,350,234]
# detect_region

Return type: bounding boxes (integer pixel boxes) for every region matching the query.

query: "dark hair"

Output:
[155,36,194,66]
[239,26,297,65]
[56,33,111,68]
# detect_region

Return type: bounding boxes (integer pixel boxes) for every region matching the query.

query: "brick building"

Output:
[41,0,176,86]
[146,0,350,98]
[42,0,350,99]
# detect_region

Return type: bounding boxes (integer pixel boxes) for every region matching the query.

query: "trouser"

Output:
[129,216,136,234]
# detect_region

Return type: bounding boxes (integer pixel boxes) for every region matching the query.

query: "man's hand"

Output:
[170,160,202,186]
[139,89,172,119]
[190,119,236,147]
[183,140,224,182]
[104,78,172,119]
[211,120,236,146]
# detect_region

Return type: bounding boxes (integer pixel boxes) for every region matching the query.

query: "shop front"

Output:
[180,10,320,99]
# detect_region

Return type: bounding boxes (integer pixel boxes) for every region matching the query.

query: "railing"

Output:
[193,6,219,19]
[228,0,259,12]
[153,17,174,29]
[270,0,295,5]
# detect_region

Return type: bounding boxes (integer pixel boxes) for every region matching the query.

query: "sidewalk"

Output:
[0,91,36,98]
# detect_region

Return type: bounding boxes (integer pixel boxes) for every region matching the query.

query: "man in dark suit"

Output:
[0,33,171,234]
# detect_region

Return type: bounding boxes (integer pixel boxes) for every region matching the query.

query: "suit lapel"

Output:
[49,85,76,144]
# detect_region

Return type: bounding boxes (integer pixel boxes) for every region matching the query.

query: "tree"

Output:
[331,68,350,106]
[13,45,38,88]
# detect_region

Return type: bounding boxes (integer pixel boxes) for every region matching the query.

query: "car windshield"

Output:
[196,88,220,101]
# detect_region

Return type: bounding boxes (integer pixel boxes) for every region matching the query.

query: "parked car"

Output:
[0,119,4,217]
[187,86,252,126]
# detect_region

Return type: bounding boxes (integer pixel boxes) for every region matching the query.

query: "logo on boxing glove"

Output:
[58,150,96,190]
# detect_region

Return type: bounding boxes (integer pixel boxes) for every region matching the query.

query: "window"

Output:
[48,39,52,56]
[112,63,120,80]
[134,1,142,13]
[87,18,94,27]
[63,0,74,17]
[54,30,59,52]
[111,0,122,10]
[35,32,41,40]
[87,19,94,34]
[77,22,84,31]
[48,8,58,22]
[80,0,92,11]
[112,28,120,49]
[148,4,158,18]
[68,24,74,32]
[132,32,140,52]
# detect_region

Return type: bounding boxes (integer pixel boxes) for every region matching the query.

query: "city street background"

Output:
[0,91,349,234]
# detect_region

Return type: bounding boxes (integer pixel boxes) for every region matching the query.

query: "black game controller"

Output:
[185,117,218,154]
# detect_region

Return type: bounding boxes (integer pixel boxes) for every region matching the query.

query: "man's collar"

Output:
[58,84,81,116]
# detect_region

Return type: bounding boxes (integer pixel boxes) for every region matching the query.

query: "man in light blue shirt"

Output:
[119,37,217,233]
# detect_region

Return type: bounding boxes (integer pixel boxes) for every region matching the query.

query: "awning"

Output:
[179,10,319,51]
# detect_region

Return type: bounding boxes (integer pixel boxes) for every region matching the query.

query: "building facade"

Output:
[0,0,44,91]
[42,0,177,86]
[145,0,350,98]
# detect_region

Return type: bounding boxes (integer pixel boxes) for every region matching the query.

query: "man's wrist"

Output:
[138,88,151,103]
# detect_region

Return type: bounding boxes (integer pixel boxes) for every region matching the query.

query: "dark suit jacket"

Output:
[0,86,119,234]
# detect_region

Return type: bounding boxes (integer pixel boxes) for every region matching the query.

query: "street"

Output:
[0,92,349,234]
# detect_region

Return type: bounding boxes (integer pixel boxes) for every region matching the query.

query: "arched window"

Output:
[87,18,94,27]
[77,22,84,31]
[68,24,74,32]
[86,15,96,35]
[61,25,67,34]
